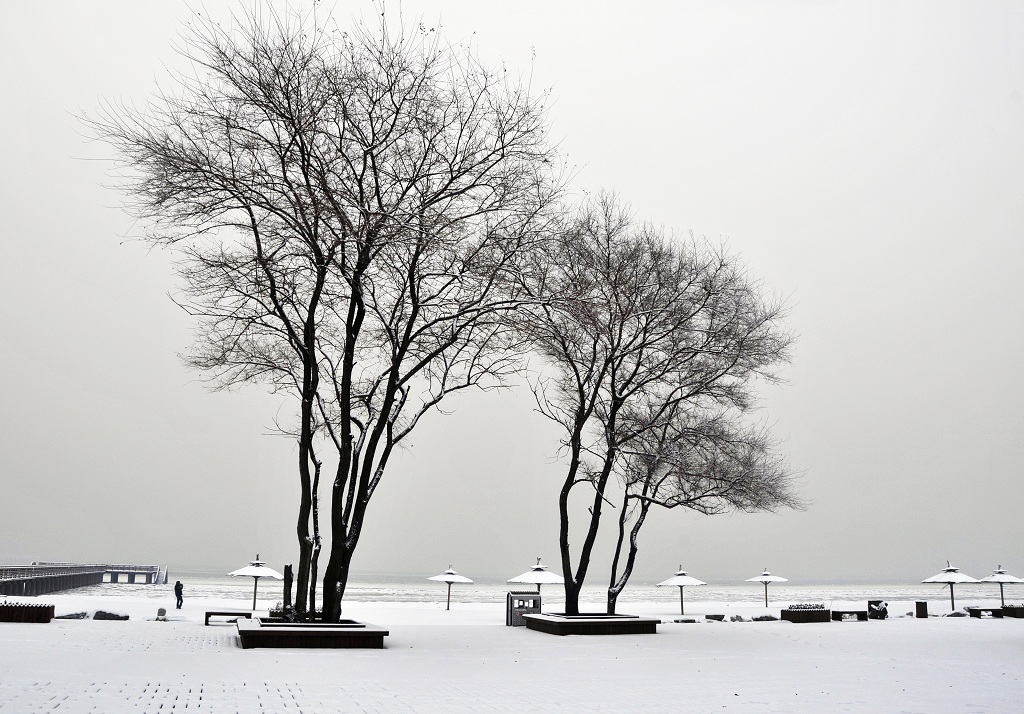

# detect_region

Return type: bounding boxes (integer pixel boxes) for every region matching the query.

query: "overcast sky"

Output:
[1,1,1022,586]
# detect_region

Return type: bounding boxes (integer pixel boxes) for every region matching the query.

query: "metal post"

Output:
[283,564,293,610]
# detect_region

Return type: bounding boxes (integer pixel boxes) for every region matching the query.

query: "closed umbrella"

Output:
[657,566,706,615]
[228,554,284,610]
[507,557,564,594]
[921,561,978,611]
[746,568,787,607]
[978,565,1022,608]
[427,565,473,611]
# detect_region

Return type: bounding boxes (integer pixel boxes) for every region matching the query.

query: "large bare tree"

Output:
[521,194,795,615]
[89,5,559,620]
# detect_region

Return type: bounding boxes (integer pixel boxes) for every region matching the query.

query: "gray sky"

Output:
[2,1,1022,584]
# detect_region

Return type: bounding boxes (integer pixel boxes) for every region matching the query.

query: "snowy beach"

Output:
[1,581,1020,712]
[3,3,1024,712]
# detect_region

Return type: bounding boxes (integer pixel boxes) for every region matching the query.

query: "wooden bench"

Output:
[205,610,252,626]
[966,607,1003,618]
[831,610,868,621]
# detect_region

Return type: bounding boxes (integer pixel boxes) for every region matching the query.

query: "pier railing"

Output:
[0,562,168,596]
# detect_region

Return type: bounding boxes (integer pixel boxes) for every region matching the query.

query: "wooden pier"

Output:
[0,562,168,596]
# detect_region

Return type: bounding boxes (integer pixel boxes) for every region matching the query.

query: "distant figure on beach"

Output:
[174,581,183,609]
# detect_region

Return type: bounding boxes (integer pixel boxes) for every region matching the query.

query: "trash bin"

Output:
[506,591,542,627]
[867,600,887,620]
[915,601,928,618]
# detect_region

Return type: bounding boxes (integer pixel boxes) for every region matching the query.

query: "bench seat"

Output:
[831,610,868,621]
[205,610,252,626]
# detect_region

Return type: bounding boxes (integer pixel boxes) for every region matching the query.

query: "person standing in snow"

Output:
[174,580,184,609]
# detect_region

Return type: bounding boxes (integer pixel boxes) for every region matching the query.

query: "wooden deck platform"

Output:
[521,613,659,636]
[236,618,389,649]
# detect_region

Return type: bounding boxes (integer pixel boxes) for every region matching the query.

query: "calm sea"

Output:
[68,570,1019,608]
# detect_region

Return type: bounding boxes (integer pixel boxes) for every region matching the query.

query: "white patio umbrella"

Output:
[746,568,787,607]
[657,566,706,615]
[427,565,473,611]
[921,561,979,611]
[228,554,284,610]
[978,565,1022,608]
[507,557,564,594]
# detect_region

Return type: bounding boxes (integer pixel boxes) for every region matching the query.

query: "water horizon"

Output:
[63,569,1021,608]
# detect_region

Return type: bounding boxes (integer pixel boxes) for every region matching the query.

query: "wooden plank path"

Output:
[0,562,167,596]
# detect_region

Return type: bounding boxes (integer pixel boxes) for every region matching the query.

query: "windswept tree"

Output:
[521,193,795,615]
[89,4,559,620]
[605,408,800,613]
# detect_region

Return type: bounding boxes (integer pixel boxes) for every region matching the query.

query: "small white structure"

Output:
[228,555,283,610]
[746,568,788,607]
[507,558,564,594]
[427,566,473,611]
[979,565,1023,607]
[921,561,979,611]
[657,566,707,615]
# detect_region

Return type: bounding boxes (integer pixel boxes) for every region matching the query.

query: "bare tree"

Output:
[88,5,559,620]
[605,408,801,614]
[521,193,794,615]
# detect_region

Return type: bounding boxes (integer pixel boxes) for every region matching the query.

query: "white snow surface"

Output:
[0,592,1020,712]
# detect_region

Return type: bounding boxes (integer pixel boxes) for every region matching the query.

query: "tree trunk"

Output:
[607,591,618,615]
[283,564,293,610]
[294,526,312,614]
[559,474,580,615]
[321,532,354,622]
[606,495,649,615]
[307,453,323,618]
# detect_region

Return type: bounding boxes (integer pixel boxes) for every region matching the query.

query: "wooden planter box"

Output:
[236,618,388,649]
[0,603,54,623]
[781,608,830,623]
[521,613,659,636]
[1001,605,1024,618]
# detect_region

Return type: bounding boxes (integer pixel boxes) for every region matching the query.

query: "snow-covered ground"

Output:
[0,593,1020,712]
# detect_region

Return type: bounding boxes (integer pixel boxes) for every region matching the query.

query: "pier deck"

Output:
[0,563,167,596]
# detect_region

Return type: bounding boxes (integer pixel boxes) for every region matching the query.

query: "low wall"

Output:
[0,603,55,623]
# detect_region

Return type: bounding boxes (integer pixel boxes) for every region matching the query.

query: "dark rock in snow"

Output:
[93,610,129,621]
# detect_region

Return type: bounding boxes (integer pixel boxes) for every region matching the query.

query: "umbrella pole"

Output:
[764,583,768,608]
[252,576,259,611]
[999,583,1005,607]
[446,583,452,611]
[680,586,685,616]
[949,584,955,611]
